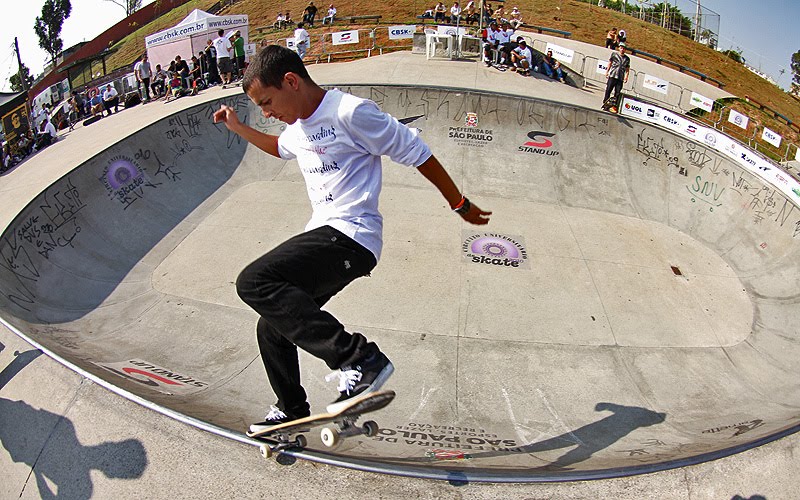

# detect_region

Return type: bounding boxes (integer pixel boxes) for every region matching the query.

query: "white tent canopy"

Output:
[144,9,249,71]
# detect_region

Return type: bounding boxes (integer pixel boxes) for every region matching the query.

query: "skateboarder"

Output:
[603,42,630,111]
[213,45,491,434]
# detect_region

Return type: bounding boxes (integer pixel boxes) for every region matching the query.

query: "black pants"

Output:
[604,77,624,104]
[236,225,378,416]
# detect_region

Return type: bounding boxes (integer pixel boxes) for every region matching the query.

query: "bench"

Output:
[335,15,382,24]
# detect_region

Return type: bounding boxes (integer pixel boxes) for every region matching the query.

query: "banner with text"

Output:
[437,25,467,36]
[332,30,360,45]
[642,74,669,95]
[545,43,574,64]
[619,96,800,206]
[690,92,714,112]
[761,127,782,148]
[388,25,416,39]
[728,109,749,129]
[596,60,608,75]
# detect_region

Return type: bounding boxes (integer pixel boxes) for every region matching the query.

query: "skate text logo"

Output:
[462,232,529,269]
[519,131,560,156]
[96,359,209,395]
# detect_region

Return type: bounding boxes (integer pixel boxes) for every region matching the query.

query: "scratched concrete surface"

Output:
[1,51,799,495]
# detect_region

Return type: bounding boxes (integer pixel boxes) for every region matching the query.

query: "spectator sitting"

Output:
[285,11,293,25]
[616,29,627,46]
[434,2,447,22]
[482,2,493,24]
[168,74,191,99]
[35,117,57,150]
[482,21,500,66]
[88,89,104,118]
[509,37,532,75]
[102,84,119,115]
[175,55,190,86]
[606,27,618,49]
[274,12,286,29]
[323,4,336,24]
[151,64,167,98]
[464,1,477,24]
[542,49,566,82]
[450,2,462,23]
[17,132,33,157]
[493,5,506,23]
[497,21,516,66]
[509,6,523,29]
[303,2,318,27]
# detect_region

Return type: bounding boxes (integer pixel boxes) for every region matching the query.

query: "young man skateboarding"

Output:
[213,45,491,434]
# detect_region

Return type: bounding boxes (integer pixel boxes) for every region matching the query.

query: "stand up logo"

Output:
[518,131,560,156]
[96,359,209,395]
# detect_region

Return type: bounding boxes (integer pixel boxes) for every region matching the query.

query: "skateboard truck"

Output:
[320,417,380,447]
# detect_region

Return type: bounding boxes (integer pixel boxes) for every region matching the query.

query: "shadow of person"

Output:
[452,402,666,471]
[1,350,148,498]
[521,402,667,470]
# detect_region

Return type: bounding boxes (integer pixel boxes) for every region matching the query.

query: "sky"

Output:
[0,0,797,93]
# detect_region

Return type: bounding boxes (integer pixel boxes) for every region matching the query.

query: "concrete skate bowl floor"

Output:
[2,85,800,482]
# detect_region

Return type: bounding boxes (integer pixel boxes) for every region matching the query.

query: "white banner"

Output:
[545,43,574,64]
[761,127,782,148]
[332,30,360,45]
[728,109,749,129]
[596,60,608,75]
[286,37,296,49]
[146,21,207,48]
[642,74,669,95]
[690,92,714,113]
[388,25,415,39]
[620,96,800,205]
[245,43,256,57]
[437,25,467,36]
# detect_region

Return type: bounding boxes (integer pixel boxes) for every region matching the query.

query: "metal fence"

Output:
[256,26,795,163]
[259,27,414,64]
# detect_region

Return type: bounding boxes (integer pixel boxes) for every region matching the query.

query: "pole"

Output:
[694,0,701,42]
[14,37,28,92]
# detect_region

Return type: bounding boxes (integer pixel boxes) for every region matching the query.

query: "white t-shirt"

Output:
[514,45,532,67]
[213,36,232,59]
[44,121,57,138]
[497,29,513,44]
[103,87,118,100]
[294,27,310,45]
[277,89,432,261]
[134,60,152,78]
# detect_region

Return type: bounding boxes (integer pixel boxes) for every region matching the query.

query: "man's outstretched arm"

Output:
[213,105,281,158]
[416,155,492,225]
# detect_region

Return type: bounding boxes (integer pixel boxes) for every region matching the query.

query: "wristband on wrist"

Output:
[452,196,471,215]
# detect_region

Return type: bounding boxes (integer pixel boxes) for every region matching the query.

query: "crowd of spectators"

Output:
[423,2,523,26]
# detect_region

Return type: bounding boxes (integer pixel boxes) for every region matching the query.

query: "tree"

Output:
[792,50,800,86]
[9,64,34,92]
[722,49,745,64]
[104,0,143,16]
[33,0,72,64]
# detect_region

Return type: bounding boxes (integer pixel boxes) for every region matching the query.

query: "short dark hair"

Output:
[243,45,310,92]
[218,29,224,36]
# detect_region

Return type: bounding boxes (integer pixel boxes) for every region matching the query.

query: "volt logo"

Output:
[523,131,555,148]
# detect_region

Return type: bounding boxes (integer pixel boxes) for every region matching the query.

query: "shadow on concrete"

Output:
[0,349,148,498]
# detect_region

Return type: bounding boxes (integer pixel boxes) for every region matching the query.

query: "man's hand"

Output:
[459,202,492,225]
[213,105,243,132]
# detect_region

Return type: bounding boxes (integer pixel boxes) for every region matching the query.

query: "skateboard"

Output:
[248,390,395,458]
[221,81,242,89]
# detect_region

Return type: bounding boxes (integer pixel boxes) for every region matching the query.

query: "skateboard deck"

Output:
[249,390,395,458]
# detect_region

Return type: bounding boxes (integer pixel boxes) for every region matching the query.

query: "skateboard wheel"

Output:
[320,427,340,447]
[295,434,308,448]
[260,444,273,459]
[363,421,379,437]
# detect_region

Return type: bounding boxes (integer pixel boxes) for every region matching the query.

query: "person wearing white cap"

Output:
[509,6,523,29]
